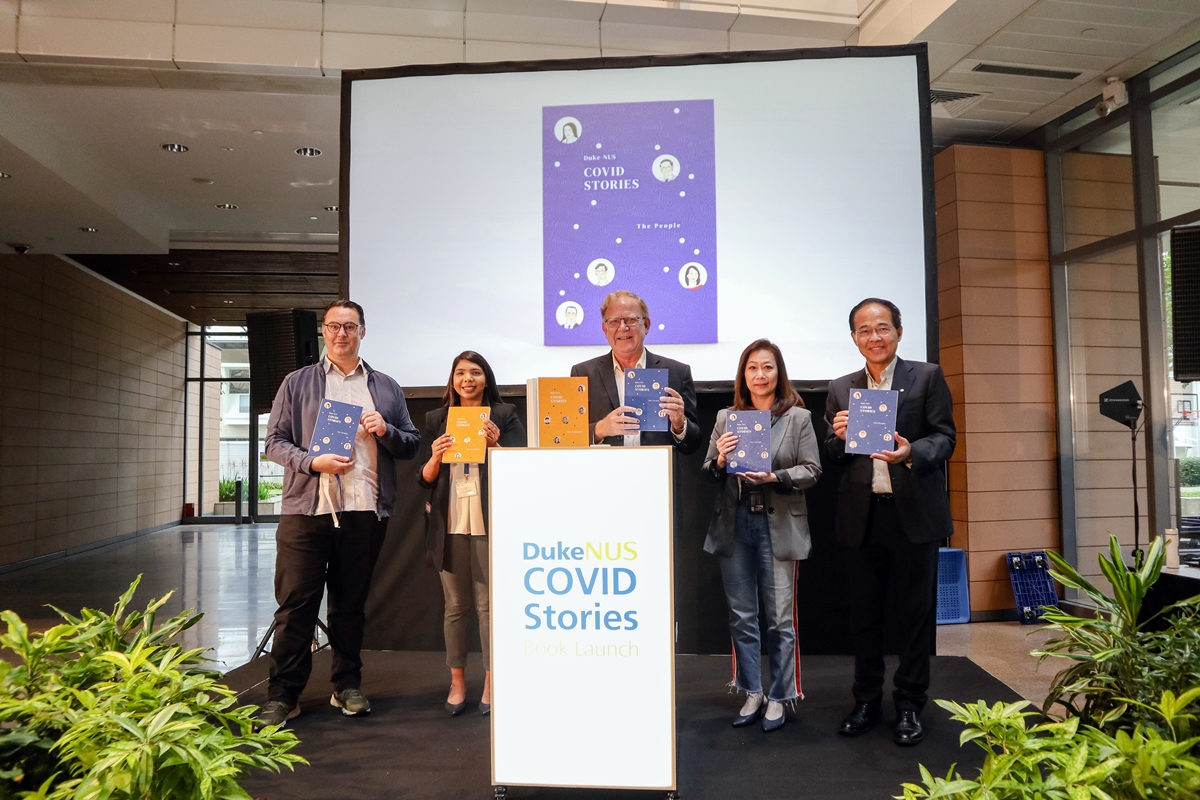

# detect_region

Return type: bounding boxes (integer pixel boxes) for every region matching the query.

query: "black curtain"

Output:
[363,388,869,656]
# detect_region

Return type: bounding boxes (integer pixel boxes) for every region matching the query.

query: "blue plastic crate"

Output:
[937,547,971,624]
[1005,550,1059,624]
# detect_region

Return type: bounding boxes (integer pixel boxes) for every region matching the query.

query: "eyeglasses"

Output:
[853,325,895,339]
[323,322,360,335]
[603,316,644,330]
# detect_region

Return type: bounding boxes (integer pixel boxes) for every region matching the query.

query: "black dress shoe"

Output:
[446,699,467,716]
[732,702,764,728]
[838,702,881,736]
[761,702,786,733]
[894,710,924,746]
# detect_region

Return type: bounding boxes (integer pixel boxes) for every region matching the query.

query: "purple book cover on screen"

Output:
[543,100,716,346]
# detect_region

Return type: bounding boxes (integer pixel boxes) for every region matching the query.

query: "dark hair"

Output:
[442,351,503,408]
[324,298,365,326]
[731,339,803,416]
[848,297,901,331]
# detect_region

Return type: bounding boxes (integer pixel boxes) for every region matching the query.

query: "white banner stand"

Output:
[489,447,677,798]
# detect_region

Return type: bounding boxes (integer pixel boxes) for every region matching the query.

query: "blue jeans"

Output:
[718,506,801,702]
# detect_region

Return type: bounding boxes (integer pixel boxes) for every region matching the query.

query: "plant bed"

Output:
[0,577,305,799]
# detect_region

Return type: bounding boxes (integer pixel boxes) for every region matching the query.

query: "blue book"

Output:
[623,368,670,432]
[309,398,363,457]
[726,409,771,474]
[845,389,899,456]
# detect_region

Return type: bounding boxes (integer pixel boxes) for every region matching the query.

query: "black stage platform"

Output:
[228,650,1023,800]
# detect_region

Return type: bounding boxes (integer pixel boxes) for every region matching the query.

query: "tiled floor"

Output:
[0,525,1065,702]
[0,525,281,672]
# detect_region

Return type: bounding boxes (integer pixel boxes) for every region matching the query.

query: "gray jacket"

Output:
[265,360,421,517]
[701,406,822,560]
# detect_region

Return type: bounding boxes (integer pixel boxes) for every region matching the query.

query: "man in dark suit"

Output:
[824,297,955,746]
[570,289,700,454]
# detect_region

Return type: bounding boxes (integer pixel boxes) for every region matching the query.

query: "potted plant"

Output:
[898,535,1200,799]
[0,577,305,799]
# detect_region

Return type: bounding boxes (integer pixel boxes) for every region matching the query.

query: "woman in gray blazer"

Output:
[702,339,822,733]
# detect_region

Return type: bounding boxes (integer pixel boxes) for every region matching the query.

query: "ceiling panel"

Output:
[1027,0,1194,29]
[986,29,1152,58]
[71,250,339,324]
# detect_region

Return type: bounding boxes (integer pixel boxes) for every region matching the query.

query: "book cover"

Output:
[623,368,669,432]
[726,409,771,474]
[445,406,490,464]
[542,99,717,346]
[845,389,899,456]
[309,398,363,457]
[527,377,590,447]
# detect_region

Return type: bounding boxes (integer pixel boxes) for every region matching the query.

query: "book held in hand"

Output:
[309,398,363,456]
[726,409,771,474]
[445,406,490,464]
[623,368,670,432]
[526,377,589,447]
[845,388,899,456]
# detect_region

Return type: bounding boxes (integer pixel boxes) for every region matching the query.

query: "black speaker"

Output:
[1173,226,1200,382]
[247,309,319,415]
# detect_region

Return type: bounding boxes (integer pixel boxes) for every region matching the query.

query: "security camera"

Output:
[1095,77,1126,117]
[7,243,30,255]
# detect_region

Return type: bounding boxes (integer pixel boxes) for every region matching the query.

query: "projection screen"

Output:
[342,46,936,387]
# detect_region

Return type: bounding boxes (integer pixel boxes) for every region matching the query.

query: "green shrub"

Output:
[901,534,1200,800]
[0,577,305,799]
[1182,457,1200,488]
[218,480,282,503]
[257,481,282,501]
[1035,535,1200,735]
[218,478,240,502]
[899,694,1200,800]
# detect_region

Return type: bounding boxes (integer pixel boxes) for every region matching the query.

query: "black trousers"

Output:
[268,511,387,704]
[843,499,938,713]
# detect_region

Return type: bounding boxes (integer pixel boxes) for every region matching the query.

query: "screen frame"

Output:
[338,44,939,388]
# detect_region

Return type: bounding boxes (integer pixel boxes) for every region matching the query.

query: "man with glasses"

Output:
[570,289,699,452]
[258,299,420,728]
[824,297,955,747]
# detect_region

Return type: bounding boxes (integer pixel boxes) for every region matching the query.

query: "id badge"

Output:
[456,479,479,499]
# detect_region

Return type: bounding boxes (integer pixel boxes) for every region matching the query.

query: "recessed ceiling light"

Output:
[215,203,238,210]
[161,143,189,153]
[224,300,233,304]
[221,146,235,151]
[252,130,264,136]
[79,227,97,233]
[308,216,318,220]
[192,178,213,185]
[324,205,339,212]
[295,147,322,157]
[0,172,10,179]
[168,261,180,266]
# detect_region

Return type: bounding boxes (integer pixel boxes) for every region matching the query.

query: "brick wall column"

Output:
[934,144,1060,616]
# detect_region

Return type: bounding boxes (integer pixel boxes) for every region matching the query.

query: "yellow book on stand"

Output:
[526,378,589,447]
[445,406,490,463]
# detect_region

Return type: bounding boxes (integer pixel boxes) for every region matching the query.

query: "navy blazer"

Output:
[569,349,701,454]
[823,357,956,548]
[417,403,526,570]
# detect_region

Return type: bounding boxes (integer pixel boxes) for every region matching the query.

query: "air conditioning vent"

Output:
[929,89,989,119]
[973,63,1081,81]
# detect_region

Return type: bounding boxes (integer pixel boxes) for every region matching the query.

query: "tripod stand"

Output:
[251,616,335,661]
